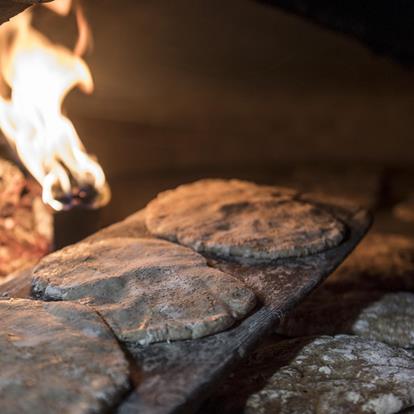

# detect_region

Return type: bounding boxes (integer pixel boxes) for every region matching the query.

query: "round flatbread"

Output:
[32,237,256,345]
[145,179,346,261]
[0,299,129,414]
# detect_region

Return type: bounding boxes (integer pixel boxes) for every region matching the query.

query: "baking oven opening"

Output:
[0,2,413,414]
[0,0,413,253]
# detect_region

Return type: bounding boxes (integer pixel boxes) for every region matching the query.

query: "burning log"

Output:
[0,0,110,212]
[0,0,48,25]
[0,158,52,278]
[0,0,109,264]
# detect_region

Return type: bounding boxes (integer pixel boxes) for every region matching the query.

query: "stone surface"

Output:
[394,196,414,224]
[0,298,130,414]
[245,336,414,414]
[32,237,256,345]
[325,232,414,292]
[277,289,414,349]
[202,335,414,414]
[277,232,414,348]
[146,179,346,262]
[277,288,382,337]
[351,292,414,349]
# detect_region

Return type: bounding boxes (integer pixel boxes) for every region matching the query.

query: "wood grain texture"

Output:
[0,195,371,414]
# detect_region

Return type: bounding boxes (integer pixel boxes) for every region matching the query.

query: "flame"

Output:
[0,0,110,211]
[44,0,72,16]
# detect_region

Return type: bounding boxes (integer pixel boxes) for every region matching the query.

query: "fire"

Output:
[0,0,110,211]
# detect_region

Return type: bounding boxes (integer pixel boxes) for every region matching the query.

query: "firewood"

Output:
[0,158,52,277]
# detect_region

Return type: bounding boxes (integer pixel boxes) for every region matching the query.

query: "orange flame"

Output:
[44,0,73,16]
[0,0,109,211]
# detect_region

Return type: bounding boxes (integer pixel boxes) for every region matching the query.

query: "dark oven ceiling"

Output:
[259,0,414,64]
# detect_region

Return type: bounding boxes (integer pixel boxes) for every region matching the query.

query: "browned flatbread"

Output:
[145,179,346,261]
[32,237,256,345]
[0,299,129,414]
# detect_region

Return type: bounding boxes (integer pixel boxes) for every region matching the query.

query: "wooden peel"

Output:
[0,194,371,414]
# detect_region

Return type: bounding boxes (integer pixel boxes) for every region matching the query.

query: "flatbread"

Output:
[146,179,346,261]
[32,237,256,345]
[245,335,414,414]
[0,299,129,414]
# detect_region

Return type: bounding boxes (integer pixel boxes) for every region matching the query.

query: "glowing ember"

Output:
[0,0,110,211]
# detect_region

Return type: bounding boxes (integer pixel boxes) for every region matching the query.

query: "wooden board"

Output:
[0,194,371,414]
